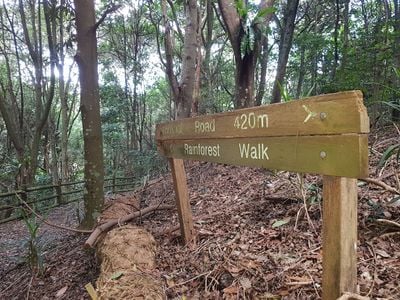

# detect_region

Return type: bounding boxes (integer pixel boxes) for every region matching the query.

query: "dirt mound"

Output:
[100,193,140,223]
[97,272,163,299]
[96,225,164,299]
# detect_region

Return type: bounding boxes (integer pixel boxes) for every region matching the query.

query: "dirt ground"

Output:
[0,124,399,299]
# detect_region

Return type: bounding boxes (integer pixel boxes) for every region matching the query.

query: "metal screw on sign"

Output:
[320,112,327,120]
[320,151,327,159]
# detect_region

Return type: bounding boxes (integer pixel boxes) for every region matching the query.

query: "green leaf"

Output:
[392,66,400,79]
[277,81,291,102]
[304,84,315,98]
[255,6,276,19]
[272,217,290,228]
[235,0,248,19]
[378,144,400,169]
[110,271,124,280]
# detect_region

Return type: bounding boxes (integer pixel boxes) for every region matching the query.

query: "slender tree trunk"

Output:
[3,3,26,135]
[310,7,319,94]
[393,0,400,121]
[15,0,57,185]
[341,0,350,71]
[59,0,69,182]
[191,17,201,116]
[48,118,59,184]
[0,9,24,166]
[161,0,199,118]
[331,0,340,81]
[202,0,214,113]
[177,0,199,118]
[256,35,269,106]
[361,0,369,38]
[74,0,105,229]
[296,44,306,98]
[271,0,299,103]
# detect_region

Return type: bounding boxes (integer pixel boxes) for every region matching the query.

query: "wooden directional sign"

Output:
[157,90,370,300]
[156,91,369,178]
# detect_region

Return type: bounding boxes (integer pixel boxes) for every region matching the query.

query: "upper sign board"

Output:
[156,91,369,141]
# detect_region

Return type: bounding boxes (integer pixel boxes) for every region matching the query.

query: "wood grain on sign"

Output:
[159,135,368,178]
[156,91,369,141]
[169,158,194,243]
[322,176,358,300]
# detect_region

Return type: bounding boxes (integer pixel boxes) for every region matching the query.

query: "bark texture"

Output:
[74,0,105,229]
[218,0,275,108]
[162,0,199,119]
[271,0,299,103]
[393,0,400,121]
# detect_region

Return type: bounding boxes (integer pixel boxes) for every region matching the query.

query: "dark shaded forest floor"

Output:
[1,124,399,299]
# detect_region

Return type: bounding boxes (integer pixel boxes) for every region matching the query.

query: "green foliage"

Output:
[306,183,322,205]
[235,0,248,19]
[277,81,291,102]
[272,217,290,228]
[378,144,400,169]
[235,1,275,57]
[21,209,44,274]
[128,149,168,180]
[255,6,276,21]
[240,23,256,56]
[34,169,52,186]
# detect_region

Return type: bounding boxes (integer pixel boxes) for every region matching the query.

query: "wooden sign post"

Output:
[156,91,369,300]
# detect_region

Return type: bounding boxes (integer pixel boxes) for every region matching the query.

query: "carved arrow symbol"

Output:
[302,105,317,123]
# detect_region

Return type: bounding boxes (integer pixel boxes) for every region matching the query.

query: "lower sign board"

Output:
[158,134,368,178]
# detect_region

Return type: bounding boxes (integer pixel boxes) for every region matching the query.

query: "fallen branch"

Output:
[133,177,164,197]
[166,270,212,289]
[375,218,400,229]
[359,178,400,195]
[84,204,174,248]
[16,193,92,234]
[286,281,313,286]
[336,292,369,300]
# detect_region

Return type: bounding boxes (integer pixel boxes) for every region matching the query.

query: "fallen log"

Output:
[96,225,164,299]
[84,204,174,248]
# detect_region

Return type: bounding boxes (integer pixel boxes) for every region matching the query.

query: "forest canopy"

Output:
[0,0,399,218]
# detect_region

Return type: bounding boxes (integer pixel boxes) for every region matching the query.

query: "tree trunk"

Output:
[256,35,269,106]
[74,0,105,229]
[235,52,257,108]
[218,0,275,108]
[393,0,400,121]
[296,44,305,99]
[341,0,350,71]
[271,0,299,103]
[331,0,340,81]
[161,0,199,119]
[177,0,199,118]
[59,0,69,182]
